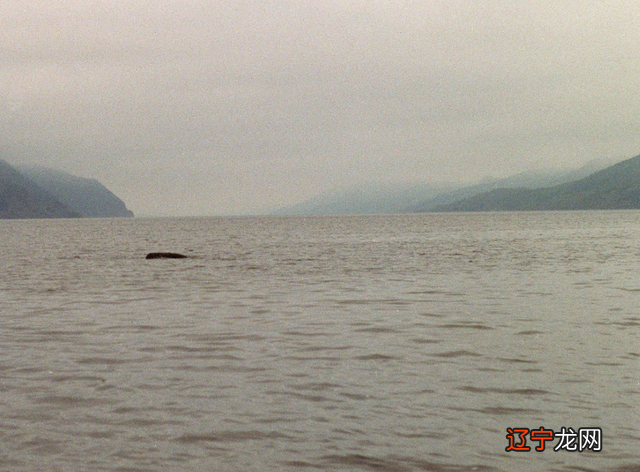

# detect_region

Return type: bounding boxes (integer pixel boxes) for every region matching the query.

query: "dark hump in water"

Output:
[146,252,188,259]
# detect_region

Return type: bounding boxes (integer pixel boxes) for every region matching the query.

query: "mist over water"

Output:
[1,212,639,471]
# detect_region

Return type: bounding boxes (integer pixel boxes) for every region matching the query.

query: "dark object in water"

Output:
[146,252,188,259]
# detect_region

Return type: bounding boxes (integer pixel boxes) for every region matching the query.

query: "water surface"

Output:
[1,212,639,471]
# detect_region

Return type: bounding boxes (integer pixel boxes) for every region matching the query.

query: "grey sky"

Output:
[2,1,640,215]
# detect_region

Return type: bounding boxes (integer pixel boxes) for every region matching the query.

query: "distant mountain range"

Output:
[0,159,133,219]
[5,152,634,219]
[272,181,460,215]
[410,157,619,212]
[273,156,623,215]
[433,154,640,212]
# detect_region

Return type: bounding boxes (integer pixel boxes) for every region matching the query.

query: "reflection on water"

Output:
[0,212,639,471]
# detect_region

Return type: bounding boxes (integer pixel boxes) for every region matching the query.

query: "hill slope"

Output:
[0,160,80,219]
[411,157,620,212]
[434,154,640,212]
[272,158,620,216]
[19,166,134,218]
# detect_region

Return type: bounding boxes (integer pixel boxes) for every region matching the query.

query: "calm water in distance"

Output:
[1,212,639,472]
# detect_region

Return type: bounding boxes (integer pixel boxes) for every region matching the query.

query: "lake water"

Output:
[1,212,639,472]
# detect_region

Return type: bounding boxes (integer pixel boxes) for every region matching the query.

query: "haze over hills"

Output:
[0,159,80,219]
[19,166,134,218]
[410,157,620,212]
[434,154,640,212]
[2,153,633,218]
[0,159,133,219]
[272,157,622,216]
[272,181,460,215]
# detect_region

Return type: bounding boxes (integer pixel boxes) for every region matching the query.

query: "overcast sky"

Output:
[2,1,640,215]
